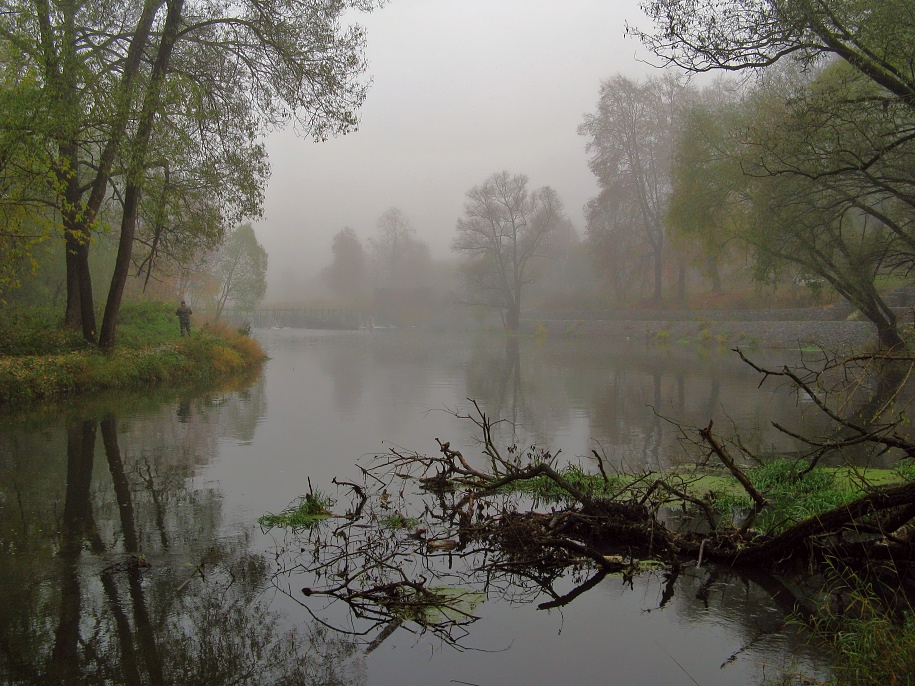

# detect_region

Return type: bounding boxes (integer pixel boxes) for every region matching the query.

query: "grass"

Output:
[505,464,625,502]
[0,302,267,406]
[795,561,915,686]
[258,491,334,530]
[714,459,862,534]
[380,513,422,529]
[495,458,907,539]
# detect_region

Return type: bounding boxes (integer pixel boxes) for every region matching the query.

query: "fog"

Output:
[256,0,657,302]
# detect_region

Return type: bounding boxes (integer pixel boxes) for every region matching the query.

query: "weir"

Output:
[220,306,366,330]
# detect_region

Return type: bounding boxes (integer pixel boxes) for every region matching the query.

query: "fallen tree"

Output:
[263,350,915,651]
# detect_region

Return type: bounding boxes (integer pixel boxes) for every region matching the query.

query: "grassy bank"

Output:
[0,302,266,406]
[509,458,915,685]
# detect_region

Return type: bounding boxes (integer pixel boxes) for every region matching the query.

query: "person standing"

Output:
[176,300,193,336]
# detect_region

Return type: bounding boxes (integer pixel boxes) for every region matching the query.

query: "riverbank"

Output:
[0,303,266,406]
[524,318,878,350]
[523,308,880,350]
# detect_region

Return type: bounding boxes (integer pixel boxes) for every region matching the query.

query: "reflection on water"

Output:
[0,391,363,685]
[0,330,841,684]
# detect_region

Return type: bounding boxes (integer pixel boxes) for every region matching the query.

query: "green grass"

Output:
[111,300,184,348]
[258,491,334,530]
[797,562,915,686]
[0,302,267,406]
[380,513,422,529]
[714,460,866,534]
[0,306,89,356]
[505,464,625,502]
[494,459,906,538]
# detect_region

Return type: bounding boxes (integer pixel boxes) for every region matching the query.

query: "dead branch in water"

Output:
[264,351,915,649]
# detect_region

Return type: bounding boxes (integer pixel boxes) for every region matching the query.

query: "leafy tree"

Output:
[211,223,268,321]
[579,73,688,303]
[1,0,377,347]
[663,62,914,347]
[735,65,912,348]
[635,3,915,346]
[323,227,368,299]
[666,81,747,292]
[452,171,565,330]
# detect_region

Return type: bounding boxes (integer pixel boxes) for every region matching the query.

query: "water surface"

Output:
[0,329,832,684]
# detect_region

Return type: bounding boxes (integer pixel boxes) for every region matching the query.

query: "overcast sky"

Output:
[257,0,662,301]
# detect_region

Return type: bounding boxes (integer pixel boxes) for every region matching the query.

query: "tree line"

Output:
[321,179,581,332]
[325,1,915,345]
[582,0,915,349]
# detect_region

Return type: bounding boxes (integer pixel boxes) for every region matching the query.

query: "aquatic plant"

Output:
[259,491,334,530]
[379,513,421,529]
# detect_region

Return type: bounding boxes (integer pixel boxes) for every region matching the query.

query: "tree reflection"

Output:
[0,398,363,686]
[263,447,819,670]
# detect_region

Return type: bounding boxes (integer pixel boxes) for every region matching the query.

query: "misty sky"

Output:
[256,0,661,301]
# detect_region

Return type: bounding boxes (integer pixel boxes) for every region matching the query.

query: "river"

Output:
[0,328,834,684]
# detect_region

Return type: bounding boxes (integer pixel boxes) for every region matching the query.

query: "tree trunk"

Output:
[53,0,164,341]
[877,318,905,351]
[505,302,520,331]
[99,183,140,350]
[858,296,903,350]
[58,138,97,342]
[707,256,722,291]
[652,238,664,304]
[98,0,184,351]
[64,232,81,329]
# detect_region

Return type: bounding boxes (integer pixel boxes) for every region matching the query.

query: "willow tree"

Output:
[1,0,378,347]
[635,1,915,348]
[663,62,915,349]
[631,0,915,110]
[737,64,914,349]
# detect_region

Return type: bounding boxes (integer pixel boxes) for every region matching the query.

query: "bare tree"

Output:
[452,171,565,331]
[368,208,431,289]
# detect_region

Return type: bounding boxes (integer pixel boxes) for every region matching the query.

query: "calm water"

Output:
[0,329,833,685]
